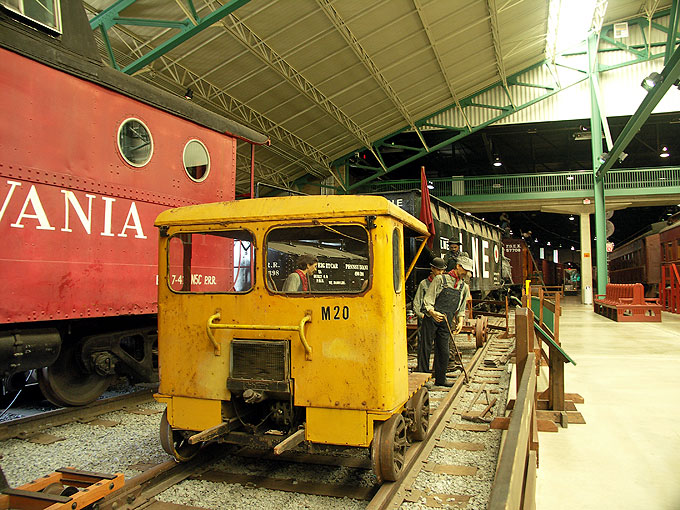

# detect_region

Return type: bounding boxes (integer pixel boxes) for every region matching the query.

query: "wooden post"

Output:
[515,308,534,395]
[548,344,566,412]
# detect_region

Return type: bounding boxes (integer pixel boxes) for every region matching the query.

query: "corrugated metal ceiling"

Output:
[83,0,672,193]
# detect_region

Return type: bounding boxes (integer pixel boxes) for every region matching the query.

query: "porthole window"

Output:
[183,140,210,182]
[117,118,153,167]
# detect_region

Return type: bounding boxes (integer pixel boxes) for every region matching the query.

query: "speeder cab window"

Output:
[167,231,253,293]
[266,225,369,294]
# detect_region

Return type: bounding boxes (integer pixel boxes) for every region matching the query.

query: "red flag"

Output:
[419,166,436,249]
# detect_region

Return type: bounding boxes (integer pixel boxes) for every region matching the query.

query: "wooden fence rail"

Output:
[488,308,537,510]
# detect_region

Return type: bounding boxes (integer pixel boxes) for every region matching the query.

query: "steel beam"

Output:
[86,4,332,176]
[214,5,383,168]
[412,0,471,131]
[665,0,680,65]
[595,42,680,180]
[90,0,252,76]
[589,33,608,296]
[317,0,429,150]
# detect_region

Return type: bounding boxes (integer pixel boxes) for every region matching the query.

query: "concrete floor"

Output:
[535,297,680,510]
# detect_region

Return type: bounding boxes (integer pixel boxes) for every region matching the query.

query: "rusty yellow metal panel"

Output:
[155,195,420,436]
[306,407,368,446]
[169,396,222,431]
[155,195,429,236]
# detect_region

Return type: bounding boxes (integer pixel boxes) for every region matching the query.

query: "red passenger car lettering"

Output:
[1,180,147,238]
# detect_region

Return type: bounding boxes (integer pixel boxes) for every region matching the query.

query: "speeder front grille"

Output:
[230,339,289,382]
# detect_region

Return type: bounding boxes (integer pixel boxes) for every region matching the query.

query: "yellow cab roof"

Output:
[155,195,429,235]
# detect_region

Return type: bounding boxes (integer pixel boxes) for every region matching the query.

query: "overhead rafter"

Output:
[85,3,331,177]
[333,8,674,192]
[205,0,386,170]
[486,0,514,109]
[412,0,471,131]
[89,0,252,75]
[337,59,589,192]
[316,0,429,151]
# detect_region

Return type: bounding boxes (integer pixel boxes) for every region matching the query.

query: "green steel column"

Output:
[588,33,608,295]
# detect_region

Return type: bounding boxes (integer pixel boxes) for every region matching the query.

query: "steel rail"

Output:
[0,389,155,441]
[367,333,495,510]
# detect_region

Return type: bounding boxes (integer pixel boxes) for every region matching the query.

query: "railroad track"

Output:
[75,317,514,510]
[1,316,514,510]
[0,389,155,441]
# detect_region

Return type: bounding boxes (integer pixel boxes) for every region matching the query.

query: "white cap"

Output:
[457,255,474,273]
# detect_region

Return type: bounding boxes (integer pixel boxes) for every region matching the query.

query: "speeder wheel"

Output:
[37,341,113,407]
[160,409,201,462]
[378,413,407,481]
[407,388,430,442]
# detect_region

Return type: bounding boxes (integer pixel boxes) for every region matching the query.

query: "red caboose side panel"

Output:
[0,49,237,324]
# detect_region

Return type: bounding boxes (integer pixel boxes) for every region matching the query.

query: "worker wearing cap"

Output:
[413,257,446,373]
[422,255,473,386]
[444,239,469,272]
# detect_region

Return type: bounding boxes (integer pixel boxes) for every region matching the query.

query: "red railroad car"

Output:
[0,0,266,405]
[609,217,680,297]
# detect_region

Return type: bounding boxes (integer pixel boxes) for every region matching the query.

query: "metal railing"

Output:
[364,167,680,199]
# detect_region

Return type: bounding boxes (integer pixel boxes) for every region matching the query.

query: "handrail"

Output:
[488,352,537,510]
[363,167,680,199]
[206,311,313,359]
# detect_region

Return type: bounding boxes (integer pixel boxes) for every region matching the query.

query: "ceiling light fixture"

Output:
[184,88,193,100]
[569,215,575,220]
[493,156,502,167]
[427,181,434,190]
[547,241,551,246]
[571,246,575,251]
[660,146,670,158]
[641,71,663,92]
[567,175,575,181]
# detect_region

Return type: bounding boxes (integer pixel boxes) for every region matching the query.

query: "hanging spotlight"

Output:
[427,181,435,190]
[567,175,575,181]
[571,246,575,251]
[493,156,502,167]
[184,88,194,100]
[660,146,670,158]
[547,241,551,246]
[641,72,663,91]
[569,215,575,220]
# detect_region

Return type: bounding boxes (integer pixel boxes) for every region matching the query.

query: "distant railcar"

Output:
[375,191,505,299]
[609,222,668,293]
[0,0,266,405]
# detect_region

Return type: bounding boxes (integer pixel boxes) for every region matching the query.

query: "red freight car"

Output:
[0,0,267,405]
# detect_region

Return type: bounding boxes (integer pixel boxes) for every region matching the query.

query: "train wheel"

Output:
[160,409,201,462]
[408,388,430,442]
[378,413,407,481]
[475,316,488,348]
[370,421,384,483]
[37,342,113,407]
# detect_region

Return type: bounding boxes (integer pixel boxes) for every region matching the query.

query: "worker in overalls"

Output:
[413,257,446,373]
[422,255,473,386]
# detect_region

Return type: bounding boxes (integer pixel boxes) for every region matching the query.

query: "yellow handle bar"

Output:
[206,311,313,360]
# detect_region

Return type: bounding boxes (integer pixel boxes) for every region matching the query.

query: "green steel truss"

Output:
[89,0,251,74]
[330,8,679,193]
